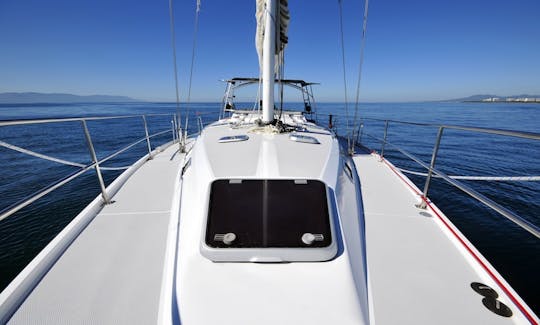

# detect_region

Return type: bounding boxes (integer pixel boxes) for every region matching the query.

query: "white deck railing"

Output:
[0,114,179,222]
[2,112,538,239]
[343,116,540,239]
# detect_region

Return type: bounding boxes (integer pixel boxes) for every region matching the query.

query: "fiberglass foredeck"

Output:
[8,144,183,324]
[353,152,533,325]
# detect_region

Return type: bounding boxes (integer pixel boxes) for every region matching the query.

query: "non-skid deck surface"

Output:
[9,145,182,324]
[354,153,523,325]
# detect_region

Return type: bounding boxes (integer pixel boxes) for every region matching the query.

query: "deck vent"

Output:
[289,133,320,144]
[218,135,249,143]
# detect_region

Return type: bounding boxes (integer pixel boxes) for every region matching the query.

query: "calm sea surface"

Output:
[0,101,538,313]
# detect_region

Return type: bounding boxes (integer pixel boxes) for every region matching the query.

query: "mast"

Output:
[262,0,277,123]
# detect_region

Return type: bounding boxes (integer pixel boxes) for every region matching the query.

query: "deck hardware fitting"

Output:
[218,135,249,143]
[82,120,111,204]
[214,233,237,245]
[289,134,320,144]
[301,233,324,245]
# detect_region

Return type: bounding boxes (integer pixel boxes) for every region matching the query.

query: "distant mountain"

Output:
[450,94,498,102]
[0,92,139,104]
[446,94,540,102]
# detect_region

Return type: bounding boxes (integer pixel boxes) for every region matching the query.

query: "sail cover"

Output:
[256,0,290,72]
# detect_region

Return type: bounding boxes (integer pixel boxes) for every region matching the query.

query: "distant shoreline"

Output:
[463,100,540,104]
[0,92,139,104]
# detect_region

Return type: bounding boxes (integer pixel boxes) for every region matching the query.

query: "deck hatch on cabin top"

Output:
[205,179,332,248]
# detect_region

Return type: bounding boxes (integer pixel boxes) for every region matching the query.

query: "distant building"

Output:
[475,96,538,103]
[482,97,501,102]
[503,97,539,103]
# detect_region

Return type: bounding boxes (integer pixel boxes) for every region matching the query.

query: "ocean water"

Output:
[0,101,538,314]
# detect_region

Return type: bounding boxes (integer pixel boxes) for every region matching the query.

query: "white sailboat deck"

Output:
[7,144,184,324]
[353,152,533,324]
[2,123,536,324]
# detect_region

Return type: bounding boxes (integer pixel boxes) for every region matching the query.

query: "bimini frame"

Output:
[221,77,319,117]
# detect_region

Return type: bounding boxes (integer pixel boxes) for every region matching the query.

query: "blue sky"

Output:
[0,0,539,102]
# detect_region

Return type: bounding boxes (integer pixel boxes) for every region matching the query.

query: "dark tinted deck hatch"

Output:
[206,179,332,248]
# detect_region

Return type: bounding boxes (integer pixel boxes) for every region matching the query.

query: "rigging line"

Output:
[184,0,202,138]
[397,168,540,181]
[0,140,85,168]
[279,47,285,120]
[168,0,182,147]
[253,71,263,112]
[352,0,370,148]
[100,166,130,171]
[337,0,351,150]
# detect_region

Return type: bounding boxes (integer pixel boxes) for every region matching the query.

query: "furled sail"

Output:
[256,0,290,72]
